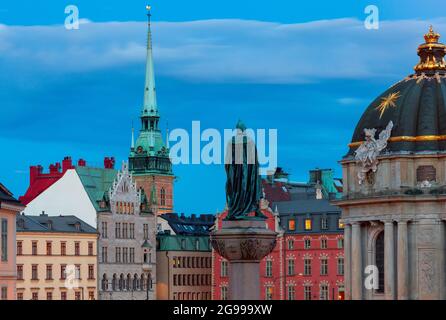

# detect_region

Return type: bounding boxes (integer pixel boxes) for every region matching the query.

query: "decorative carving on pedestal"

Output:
[419,250,437,297]
[355,121,393,185]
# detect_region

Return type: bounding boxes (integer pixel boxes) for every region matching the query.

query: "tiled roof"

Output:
[16,213,97,234]
[0,182,21,205]
[159,213,215,236]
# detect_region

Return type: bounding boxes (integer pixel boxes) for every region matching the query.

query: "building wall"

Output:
[16,232,98,300]
[23,169,97,227]
[212,207,344,300]
[0,207,18,300]
[134,175,174,214]
[157,250,212,300]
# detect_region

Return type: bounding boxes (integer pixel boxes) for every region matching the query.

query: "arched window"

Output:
[147,274,152,291]
[133,274,139,290]
[112,274,117,291]
[119,274,124,291]
[102,274,108,291]
[126,274,131,291]
[141,274,146,291]
[160,188,166,206]
[375,231,385,293]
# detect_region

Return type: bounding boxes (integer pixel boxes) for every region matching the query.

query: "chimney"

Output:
[62,156,73,172]
[104,157,115,169]
[78,159,86,167]
[49,163,61,174]
[29,165,43,184]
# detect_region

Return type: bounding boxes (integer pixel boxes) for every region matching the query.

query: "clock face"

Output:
[137,146,143,154]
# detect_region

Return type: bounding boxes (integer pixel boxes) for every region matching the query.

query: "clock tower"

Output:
[129,6,174,215]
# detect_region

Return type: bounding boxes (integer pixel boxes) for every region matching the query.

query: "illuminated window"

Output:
[338,219,344,229]
[305,219,312,230]
[265,286,273,300]
[288,219,296,231]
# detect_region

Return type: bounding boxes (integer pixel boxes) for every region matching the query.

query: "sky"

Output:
[0,0,445,214]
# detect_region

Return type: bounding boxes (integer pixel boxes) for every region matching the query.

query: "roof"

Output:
[0,182,21,205]
[157,233,211,252]
[273,198,340,215]
[75,166,117,212]
[16,213,97,234]
[159,213,215,236]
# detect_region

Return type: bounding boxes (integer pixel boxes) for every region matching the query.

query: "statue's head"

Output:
[363,128,376,141]
[236,119,247,133]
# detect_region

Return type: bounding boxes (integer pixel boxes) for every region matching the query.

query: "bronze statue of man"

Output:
[224,121,267,220]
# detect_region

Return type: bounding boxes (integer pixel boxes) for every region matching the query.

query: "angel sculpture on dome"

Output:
[355,121,393,185]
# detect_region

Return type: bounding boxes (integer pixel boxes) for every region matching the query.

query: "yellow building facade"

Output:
[16,213,98,300]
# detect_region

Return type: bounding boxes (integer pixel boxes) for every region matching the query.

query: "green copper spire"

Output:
[142,5,158,117]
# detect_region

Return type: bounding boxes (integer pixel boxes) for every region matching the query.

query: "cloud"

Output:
[1,18,445,84]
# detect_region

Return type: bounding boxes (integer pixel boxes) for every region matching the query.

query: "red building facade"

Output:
[212,170,345,300]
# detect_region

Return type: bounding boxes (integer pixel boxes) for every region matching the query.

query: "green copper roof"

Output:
[75,166,117,212]
[142,14,158,117]
[157,234,211,252]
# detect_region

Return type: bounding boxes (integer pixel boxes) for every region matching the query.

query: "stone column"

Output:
[384,221,395,300]
[211,220,277,300]
[344,223,352,300]
[397,220,409,300]
[351,222,362,300]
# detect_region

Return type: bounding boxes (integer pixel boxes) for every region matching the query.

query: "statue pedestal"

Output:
[211,219,277,300]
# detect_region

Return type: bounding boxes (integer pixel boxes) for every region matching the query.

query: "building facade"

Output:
[98,162,157,300]
[156,213,215,300]
[129,8,174,215]
[336,27,446,300]
[0,183,24,300]
[212,169,344,300]
[16,213,97,300]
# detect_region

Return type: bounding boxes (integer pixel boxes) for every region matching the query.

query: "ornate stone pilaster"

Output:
[344,223,352,300]
[397,220,409,300]
[211,219,277,300]
[384,221,396,300]
[351,222,362,300]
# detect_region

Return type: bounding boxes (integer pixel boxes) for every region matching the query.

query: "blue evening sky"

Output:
[0,0,444,214]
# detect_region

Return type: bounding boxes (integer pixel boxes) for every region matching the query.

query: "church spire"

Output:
[142,5,158,117]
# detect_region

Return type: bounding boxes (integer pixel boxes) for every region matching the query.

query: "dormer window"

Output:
[75,222,81,232]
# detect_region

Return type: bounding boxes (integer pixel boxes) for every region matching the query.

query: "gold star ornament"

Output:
[375,91,401,119]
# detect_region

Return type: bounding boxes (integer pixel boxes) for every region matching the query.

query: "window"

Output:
[265,286,273,300]
[143,224,149,240]
[88,242,94,256]
[129,223,135,239]
[75,291,81,300]
[46,292,53,300]
[221,260,228,277]
[337,238,344,249]
[320,258,328,275]
[123,247,128,263]
[321,238,328,249]
[304,239,311,249]
[75,265,81,280]
[305,219,312,230]
[61,265,67,280]
[88,265,94,280]
[221,286,228,300]
[17,265,23,280]
[181,239,186,250]
[32,241,38,255]
[287,239,294,250]
[1,219,7,261]
[17,241,23,256]
[17,292,23,300]
[102,247,108,263]
[287,285,295,300]
[61,292,67,300]
[46,264,53,280]
[1,287,7,300]
[375,231,385,293]
[337,257,344,275]
[130,248,135,263]
[304,259,312,275]
[116,247,121,263]
[32,292,38,300]
[32,265,38,280]
[338,219,344,229]
[304,285,312,300]
[321,217,328,230]
[89,291,95,300]
[288,259,295,276]
[46,241,52,255]
[265,260,273,277]
[195,239,200,251]
[123,223,128,239]
[320,285,329,300]
[115,223,121,238]
[288,219,296,231]
[75,242,80,256]
[101,222,108,238]
[61,242,66,256]
[160,188,166,206]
